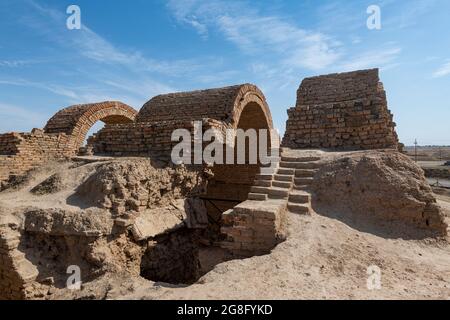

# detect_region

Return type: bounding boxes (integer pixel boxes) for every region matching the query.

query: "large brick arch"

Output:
[44,101,137,154]
[136,84,273,130]
[136,84,275,214]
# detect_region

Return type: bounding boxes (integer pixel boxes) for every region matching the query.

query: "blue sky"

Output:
[0,0,449,145]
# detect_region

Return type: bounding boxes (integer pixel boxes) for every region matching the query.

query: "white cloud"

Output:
[23,0,206,79]
[167,0,341,71]
[0,60,38,68]
[0,79,79,99]
[0,102,48,132]
[432,61,450,78]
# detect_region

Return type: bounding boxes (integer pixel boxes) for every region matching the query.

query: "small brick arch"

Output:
[44,101,137,155]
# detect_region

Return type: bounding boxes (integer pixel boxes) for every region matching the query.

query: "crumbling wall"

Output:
[140,229,201,284]
[44,101,137,154]
[0,227,34,299]
[73,159,210,216]
[221,200,287,256]
[0,157,214,299]
[0,130,71,184]
[282,69,399,150]
[0,102,137,184]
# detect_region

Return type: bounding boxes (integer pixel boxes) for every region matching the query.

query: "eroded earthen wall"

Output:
[282,69,399,150]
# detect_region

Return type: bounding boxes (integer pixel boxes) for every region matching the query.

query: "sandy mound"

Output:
[72,159,209,215]
[311,150,447,237]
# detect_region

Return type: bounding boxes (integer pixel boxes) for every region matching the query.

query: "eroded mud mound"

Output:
[0,158,220,300]
[312,150,447,236]
[72,159,209,215]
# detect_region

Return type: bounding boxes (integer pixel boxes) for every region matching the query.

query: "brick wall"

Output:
[282,69,399,150]
[92,119,227,158]
[0,226,39,300]
[220,200,287,256]
[0,129,72,184]
[0,102,137,184]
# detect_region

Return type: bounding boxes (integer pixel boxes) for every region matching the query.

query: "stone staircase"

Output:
[220,150,323,255]
[248,153,322,215]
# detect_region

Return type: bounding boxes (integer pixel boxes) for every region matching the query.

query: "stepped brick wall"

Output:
[0,226,39,300]
[0,130,71,183]
[282,69,399,150]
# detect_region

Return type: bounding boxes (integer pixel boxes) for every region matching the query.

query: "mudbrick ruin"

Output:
[0,69,448,300]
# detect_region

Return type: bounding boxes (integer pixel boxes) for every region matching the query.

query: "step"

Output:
[294,177,314,185]
[289,191,311,204]
[277,168,295,175]
[254,179,272,187]
[233,199,286,216]
[281,156,321,162]
[260,166,278,175]
[255,174,273,181]
[279,161,321,169]
[288,203,311,215]
[248,193,268,201]
[251,186,270,194]
[295,169,317,177]
[294,185,309,191]
[268,188,290,199]
[272,181,292,189]
[251,186,289,198]
[274,174,293,182]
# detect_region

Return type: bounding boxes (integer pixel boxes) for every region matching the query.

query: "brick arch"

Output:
[136,83,273,130]
[44,101,137,154]
[230,84,273,130]
[138,84,276,215]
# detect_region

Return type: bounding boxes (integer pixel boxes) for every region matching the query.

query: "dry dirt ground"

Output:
[2,159,450,300]
[61,199,450,300]
[404,146,450,161]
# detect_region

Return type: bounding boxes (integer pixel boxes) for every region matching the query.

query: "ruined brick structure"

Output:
[3,69,448,301]
[44,101,137,152]
[92,84,275,215]
[0,102,137,183]
[282,69,399,150]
